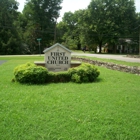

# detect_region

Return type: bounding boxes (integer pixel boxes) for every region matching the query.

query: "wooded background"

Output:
[0,0,140,54]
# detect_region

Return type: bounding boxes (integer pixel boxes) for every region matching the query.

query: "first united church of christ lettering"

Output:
[43,43,72,72]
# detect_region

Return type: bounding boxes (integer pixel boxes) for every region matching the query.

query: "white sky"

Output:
[17,0,140,22]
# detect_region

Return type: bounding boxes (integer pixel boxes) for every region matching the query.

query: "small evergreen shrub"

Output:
[13,62,100,84]
[14,62,48,84]
[68,63,100,83]
[46,71,71,83]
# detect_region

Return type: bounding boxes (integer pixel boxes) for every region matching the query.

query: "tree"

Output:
[130,12,140,54]
[0,0,21,54]
[21,0,62,54]
[85,0,136,53]
[57,10,86,50]
[59,11,78,49]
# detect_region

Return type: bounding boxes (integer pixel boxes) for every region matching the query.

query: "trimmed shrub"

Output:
[68,63,100,83]
[13,62,100,84]
[46,71,71,83]
[14,62,48,84]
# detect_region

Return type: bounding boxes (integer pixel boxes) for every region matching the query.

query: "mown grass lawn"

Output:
[0,56,140,140]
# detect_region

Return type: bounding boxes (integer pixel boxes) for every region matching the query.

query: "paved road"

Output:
[72,53,140,63]
[0,54,140,63]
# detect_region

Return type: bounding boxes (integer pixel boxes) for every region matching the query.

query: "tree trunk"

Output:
[77,43,81,50]
[113,44,116,53]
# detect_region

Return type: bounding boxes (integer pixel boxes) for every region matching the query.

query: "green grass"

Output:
[0,55,44,61]
[71,50,95,54]
[0,56,140,140]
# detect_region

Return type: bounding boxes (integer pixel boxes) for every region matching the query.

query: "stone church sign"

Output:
[43,43,72,72]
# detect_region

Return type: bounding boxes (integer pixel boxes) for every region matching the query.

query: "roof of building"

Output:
[43,43,72,53]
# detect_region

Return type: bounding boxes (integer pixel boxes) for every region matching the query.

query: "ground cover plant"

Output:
[0,56,140,140]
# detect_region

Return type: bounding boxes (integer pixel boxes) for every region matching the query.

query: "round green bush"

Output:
[14,62,48,84]
[46,71,71,83]
[68,63,100,83]
[13,62,100,84]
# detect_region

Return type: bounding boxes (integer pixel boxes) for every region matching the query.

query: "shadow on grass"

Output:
[12,78,103,86]
[94,77,104,83]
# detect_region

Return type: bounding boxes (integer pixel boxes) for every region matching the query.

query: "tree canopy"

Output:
[21,0,62,54]
[0,0,20,54]
[0,0,62,54]
[57,0,138,53]
[0,0,139,54]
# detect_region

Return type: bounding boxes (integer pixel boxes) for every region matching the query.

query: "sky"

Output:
[17,0,140,22]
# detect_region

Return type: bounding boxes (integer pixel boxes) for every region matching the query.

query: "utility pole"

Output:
[54,20,57,43]
[37,38,42,56]
[139,26,140,55]
[53,15,59,44]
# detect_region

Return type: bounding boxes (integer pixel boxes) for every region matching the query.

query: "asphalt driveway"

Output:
[72,53,140,63]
